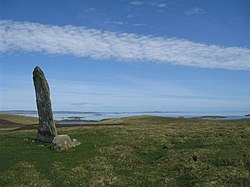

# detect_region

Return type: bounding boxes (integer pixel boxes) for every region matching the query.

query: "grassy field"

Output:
[0,114,249,186]
[0,113,38,124]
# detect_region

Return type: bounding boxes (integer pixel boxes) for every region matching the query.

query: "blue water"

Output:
[1,110,249,121]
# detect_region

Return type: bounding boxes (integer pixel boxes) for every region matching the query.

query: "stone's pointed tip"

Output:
[34,66,41,71]
[33,66,43,75]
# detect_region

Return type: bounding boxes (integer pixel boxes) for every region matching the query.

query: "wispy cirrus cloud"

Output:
[149,2,168,8]
[149,0,174,11]
[105,20,126,26]
[185,7,205,16]
[0,20,249,70]
[133,23,146,27]
[130,1,144,6]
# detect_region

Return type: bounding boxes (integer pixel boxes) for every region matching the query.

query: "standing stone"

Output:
[33,66,57,142]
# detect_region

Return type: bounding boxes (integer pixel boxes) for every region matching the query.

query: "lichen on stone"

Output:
[33,66,57,142]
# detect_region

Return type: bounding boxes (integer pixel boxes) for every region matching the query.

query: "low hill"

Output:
[0,114,249,186]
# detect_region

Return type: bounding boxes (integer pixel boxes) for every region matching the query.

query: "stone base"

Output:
[52,134,81,151]
[37,133,55,143]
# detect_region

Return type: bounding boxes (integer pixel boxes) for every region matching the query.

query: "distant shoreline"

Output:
[1,111,250,122]
[1,110,249,115]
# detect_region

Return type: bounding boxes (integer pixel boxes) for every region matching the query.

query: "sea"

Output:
[1,110,250,121]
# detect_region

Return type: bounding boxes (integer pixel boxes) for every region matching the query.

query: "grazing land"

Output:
[0,114,249,186]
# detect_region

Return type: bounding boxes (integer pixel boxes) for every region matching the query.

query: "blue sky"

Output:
[0,0,249,114]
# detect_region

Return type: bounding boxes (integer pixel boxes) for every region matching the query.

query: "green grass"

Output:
[0,114,38,124]
[0,115,249,186]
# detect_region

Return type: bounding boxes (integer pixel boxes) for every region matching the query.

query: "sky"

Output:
[0,0,249,114]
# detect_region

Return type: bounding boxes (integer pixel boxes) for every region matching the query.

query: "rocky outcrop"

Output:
[33,66,57,142]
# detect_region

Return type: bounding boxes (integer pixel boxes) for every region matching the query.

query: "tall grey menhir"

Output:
[33,66,57,142]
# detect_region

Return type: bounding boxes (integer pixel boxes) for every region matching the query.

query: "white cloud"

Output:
[185,7,204,16]
[0,20,250,70]
[149,1,173,10]
[130,1,144,6]
[133,23,146,26]
[150,2,167,8]
[126,14,134,19]
[105,20,126,26]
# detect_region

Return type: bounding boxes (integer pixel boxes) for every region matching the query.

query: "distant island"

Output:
[245,114,250,116]
[196,116,225,119]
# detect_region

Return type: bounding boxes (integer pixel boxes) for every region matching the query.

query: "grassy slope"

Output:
[0,115,249,186]
[0,114,38,124]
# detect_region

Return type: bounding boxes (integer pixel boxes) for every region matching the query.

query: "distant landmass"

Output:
[196,116,225,119]
[1,110,250,121]
[0,110,186,115]
[0,110,97,114]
